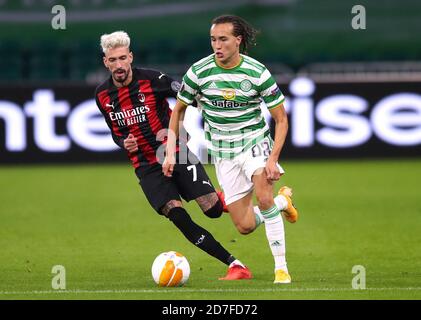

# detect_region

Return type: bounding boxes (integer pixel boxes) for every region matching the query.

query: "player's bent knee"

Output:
[166,207,190,223]
[255,193,274,210]
[235,223,254,235]
[203,200,223,219]
[160,200,183,216]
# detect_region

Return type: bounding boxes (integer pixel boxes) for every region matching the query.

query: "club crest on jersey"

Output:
[138,92,146,103]
[240,79,252,92]
[222,89,236,100]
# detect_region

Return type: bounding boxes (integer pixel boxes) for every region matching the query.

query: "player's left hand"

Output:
[265,158,281,182]
[162,155,176,177]
[124,134,138,153]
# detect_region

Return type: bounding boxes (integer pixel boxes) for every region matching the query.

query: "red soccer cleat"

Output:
[219,265,253,280]
[216,190,229,213]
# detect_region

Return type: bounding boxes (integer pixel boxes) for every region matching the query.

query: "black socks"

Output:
[166,207,234,266]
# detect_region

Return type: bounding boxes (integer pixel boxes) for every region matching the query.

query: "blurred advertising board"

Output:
[1,77,420,164]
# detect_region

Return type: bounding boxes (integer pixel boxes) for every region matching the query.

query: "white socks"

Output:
[253,194,288,227]
[274,194,288,212]
[259,204,288,272]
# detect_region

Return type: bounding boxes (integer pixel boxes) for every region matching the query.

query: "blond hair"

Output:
[100,31,130,53]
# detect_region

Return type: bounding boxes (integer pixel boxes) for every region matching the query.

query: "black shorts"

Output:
[135,155,216,214]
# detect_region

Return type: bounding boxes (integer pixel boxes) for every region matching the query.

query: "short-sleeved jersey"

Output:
[177,54,285,159]
[95,67,180,168]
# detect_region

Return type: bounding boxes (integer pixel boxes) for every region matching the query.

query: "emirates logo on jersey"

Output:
[222,89,236,100]
[109,105,150,127]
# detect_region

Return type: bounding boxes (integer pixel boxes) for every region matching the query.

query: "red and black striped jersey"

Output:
[95,67,180,168]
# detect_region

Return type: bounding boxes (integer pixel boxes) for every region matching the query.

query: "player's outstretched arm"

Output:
[163,100,188,177]
[266,103,288,181]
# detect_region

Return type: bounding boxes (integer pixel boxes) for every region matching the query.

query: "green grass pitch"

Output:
[0,159,420,300]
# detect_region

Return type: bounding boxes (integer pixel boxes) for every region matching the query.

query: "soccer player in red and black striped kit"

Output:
[95,31,251,280]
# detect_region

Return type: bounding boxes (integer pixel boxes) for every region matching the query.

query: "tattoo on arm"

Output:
[195,193,218,212]
[161,200,183,216]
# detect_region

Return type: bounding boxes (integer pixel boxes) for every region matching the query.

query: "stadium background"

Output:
[0,0,420,300]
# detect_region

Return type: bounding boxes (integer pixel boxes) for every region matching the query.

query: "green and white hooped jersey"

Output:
[177,54,285,159]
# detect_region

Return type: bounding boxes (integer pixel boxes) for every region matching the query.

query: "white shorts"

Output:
[215,137,284,205]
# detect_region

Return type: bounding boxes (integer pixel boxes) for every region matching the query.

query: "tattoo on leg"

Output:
[161,200,183,216]
[196,193,218,212]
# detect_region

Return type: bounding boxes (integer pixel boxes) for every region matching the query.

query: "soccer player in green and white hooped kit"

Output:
[163,15,299,283]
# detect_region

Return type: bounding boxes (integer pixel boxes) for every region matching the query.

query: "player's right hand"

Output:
[124,134,138,153]
[162,155,175,177]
